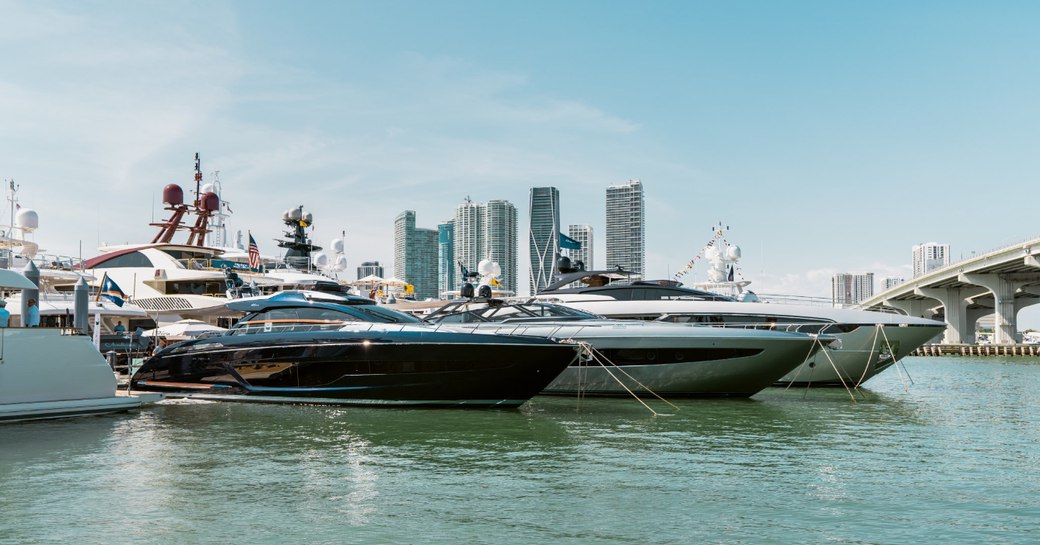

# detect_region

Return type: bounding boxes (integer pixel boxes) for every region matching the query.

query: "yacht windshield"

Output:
[428,302,599,324]
[229,304,419,335]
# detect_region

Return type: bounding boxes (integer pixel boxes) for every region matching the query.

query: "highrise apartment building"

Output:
[912,242,950,278]
[356,261,384,280]
[438,220,455,296]
[832,272,874,307]
[528,187,560,294]
[564,224,593,270]
[393,211,438,300]
[605,179,644,277]
[454,198,518,292]
[881,277,905,291]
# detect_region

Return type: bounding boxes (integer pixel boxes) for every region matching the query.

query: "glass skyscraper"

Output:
[605,179,644,276]
[454,198,517,293]
[438,220,455,297]
[528,187,560,294]
[393,210,438,300]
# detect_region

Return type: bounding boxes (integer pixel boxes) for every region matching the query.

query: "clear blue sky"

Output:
[3,1,1039,321]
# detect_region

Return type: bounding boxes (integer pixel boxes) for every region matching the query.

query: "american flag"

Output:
[248,233,261,270]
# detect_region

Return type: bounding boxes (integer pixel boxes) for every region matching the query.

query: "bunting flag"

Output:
[97,273,127,307]
[559,232,582,250]
[248,232,261,271]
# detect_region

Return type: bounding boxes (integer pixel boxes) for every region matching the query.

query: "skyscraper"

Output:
[438,219,455,296]
[565,224,593,270]
[528,187,560,294]
[832,272,874,307]
[912,242,950,278]
[605,179,645,276]
[453,198,518,292]
[356,261,384,280]
[393,211,438,300]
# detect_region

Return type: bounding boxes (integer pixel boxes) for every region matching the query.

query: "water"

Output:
[2,356,1038,545]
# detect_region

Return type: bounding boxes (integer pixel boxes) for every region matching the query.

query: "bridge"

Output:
[858,236,1040,344]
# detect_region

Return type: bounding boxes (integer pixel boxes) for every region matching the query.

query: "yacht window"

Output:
[165,280,226,295]
[93,251,154,268]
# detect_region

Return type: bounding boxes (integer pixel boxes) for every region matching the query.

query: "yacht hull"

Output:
[776,323,945,387]
[0,328,158,423]
[440,324,817,398]
[131,331,575,408]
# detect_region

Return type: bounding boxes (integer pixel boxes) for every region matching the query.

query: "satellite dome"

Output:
[201,183,216,195]
[302,212,313,226]
[163,184,184,205]
[311,252,328,268]
[556,256,573,273]
[288,208,303,221]
[330,238,345,254]
[726,246,741,260]
[199,192,220,212]
[333,255,348,271]
[14,208,39,232]
[477,259,494,275]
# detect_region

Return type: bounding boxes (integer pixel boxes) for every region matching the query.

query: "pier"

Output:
[912,344,1040,357]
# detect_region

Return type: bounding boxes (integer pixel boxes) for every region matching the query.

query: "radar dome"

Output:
[200,192,220,212]
[302,212,313,226]
[163,184,184,205]
[288,208,303,222]
[726,246,741,260]
[556,256,573,273]
[14,208,39,232]
[201,183,216,195]
[311,252,328,268]
[333,255,348,271]
[477,259,494,275]
[330,238,345,254]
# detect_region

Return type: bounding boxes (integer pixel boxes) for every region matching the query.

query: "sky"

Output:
[3,1,1040,322]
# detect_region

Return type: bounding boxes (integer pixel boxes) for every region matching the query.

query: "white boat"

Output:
[424,299,829,397]
[0,269,160,423]
[535,268,944,388]
[77,159,347,323]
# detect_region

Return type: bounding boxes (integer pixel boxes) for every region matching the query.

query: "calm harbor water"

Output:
[2,356,1038,545]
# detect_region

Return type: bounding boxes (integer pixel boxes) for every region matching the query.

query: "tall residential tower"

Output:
[454,198,518,292]
[393,211,438,299]
[605,179,644,276]
[912,242,950,278]
[528,187,560,294]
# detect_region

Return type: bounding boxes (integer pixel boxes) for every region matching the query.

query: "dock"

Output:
[912,344,1040,357]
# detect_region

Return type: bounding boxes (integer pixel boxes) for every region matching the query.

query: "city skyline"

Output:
[4,2,1040,325]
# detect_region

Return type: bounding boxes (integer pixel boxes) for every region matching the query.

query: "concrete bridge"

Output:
[858,236,1040,344]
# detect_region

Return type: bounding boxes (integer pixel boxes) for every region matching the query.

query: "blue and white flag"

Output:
[97,273,127,307]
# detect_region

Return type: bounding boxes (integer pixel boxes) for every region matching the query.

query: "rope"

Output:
[879,324,914,391]
[567,341,678,415]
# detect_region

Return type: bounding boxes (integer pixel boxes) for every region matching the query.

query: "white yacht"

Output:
[535,266,944,388]
[79,158,346,323]
[0,269,160,422]
[424,299,829,397]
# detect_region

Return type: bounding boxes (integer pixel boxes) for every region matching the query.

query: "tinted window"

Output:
[95,251,153,268]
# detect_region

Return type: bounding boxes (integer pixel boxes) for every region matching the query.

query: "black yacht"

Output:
[131,291,576,407]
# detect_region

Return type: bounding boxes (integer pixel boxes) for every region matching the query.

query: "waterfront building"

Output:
[913,242,950,278]
[454,198,517,293]
[882,277,905,291]
[529,187,560,294]
[393,211,438,300]
[565,224,593,270]
[832,272,874,307]
[356,261,384,280]
[438,220,455,296]
[605,179,644,276]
